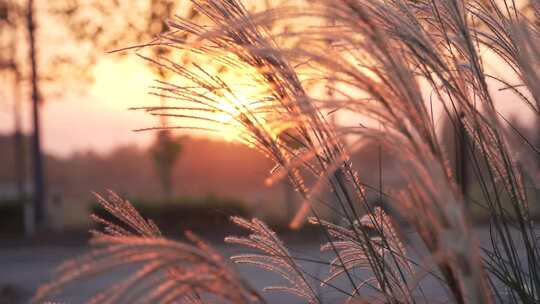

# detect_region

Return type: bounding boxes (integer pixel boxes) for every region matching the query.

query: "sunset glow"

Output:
[0,0,534,158]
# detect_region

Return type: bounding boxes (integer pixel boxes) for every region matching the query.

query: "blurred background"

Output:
[0,0,423,237]
[0,0,538,302]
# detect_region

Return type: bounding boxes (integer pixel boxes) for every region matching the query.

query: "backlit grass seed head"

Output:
[34,192,263,304]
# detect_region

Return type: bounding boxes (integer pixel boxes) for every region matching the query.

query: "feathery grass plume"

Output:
[309,207,413,302]
[34,191,263,304]
[287,0,520,302]
[134,0,368,229]
[293,0,539,303]
[462,1,540,302]
[226,216,321,303]
[469,0,540,114]
[135,0,422,301]
[390,1,539,302]
[133,0,450,301]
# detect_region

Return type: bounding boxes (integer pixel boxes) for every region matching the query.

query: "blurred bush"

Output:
[0,199,24,235]
[91,195,251,236]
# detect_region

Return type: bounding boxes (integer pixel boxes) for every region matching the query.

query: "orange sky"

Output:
[0,1,536,157]
[0,50,536,157]
[1,56,158,156]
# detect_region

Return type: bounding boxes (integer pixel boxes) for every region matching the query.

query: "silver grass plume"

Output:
[134,0,358,229]
[33,191,264,304]
[309,207,413,302]
[225,216,321,303]
[135,0,427,302]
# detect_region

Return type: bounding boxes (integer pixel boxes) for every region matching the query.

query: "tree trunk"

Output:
[27,0,46,227]
[13,72,34,235]
[13,74,25,202]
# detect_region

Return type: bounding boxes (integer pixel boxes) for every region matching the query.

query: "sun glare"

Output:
[213,93,245,142]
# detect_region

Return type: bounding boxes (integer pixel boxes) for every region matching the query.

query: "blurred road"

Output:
[0,242,334,304]
[0,226,530,303]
